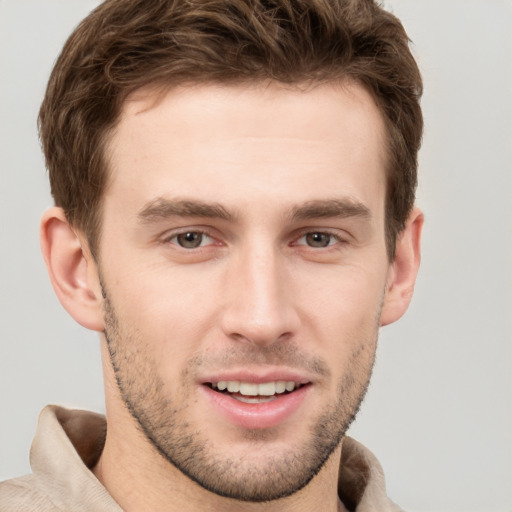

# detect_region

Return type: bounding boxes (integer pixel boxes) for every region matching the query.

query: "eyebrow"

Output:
[289,199,371,222]
[138,198,235,223]
[137,197,371,225]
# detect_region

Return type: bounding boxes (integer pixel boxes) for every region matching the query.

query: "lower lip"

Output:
[200,385,310,430]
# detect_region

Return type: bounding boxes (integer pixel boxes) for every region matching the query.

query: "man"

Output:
[0,0,423,510]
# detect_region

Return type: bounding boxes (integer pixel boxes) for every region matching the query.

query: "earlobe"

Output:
[380,207,424,327]
[40,207,105,332]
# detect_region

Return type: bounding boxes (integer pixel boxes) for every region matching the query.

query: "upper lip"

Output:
[199,368,313,385]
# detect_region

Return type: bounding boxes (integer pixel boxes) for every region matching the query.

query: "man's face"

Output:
[98,81,391,501]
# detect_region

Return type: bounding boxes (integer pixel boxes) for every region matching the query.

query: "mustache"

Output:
[185,342,331,379]
[100,280,331,379]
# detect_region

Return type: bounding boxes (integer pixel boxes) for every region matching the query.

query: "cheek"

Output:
[295,265,384,369]
[297,263,387,325]
[104,263,221,362]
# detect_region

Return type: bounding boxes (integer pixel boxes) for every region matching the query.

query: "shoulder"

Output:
[0,475,61,512]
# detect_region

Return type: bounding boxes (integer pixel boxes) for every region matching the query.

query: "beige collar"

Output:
[29,405,401,512]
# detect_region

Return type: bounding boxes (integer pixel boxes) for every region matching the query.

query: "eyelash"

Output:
[161,228,347,251]
[293,231,346,249]
[162,229,217,249]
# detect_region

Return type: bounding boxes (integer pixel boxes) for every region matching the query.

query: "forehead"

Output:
[104,80,387,215]
[119,80,385,149]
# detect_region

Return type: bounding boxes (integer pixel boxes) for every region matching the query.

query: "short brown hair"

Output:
[39,0,422,259]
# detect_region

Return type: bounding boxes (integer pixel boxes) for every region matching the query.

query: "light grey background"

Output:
[1,1,511,511]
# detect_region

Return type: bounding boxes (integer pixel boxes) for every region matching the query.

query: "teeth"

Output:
[258,382,276,396]
[236,395,277,404]
[285,381,296,392]
[227,381,240,393]
[275,381,287,393]
[240,382,259,396]
[212,380,299,396]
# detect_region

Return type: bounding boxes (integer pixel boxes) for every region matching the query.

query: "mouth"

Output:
[205,380,309,404]
[201,376,312,429]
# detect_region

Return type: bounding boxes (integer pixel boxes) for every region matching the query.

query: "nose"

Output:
[220,245,299,347]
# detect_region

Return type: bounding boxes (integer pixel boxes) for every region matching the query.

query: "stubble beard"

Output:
[102,289,378,503]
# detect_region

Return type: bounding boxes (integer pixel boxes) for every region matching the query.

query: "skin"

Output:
[41,81,423,512]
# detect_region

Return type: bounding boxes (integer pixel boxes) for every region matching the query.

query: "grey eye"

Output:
[305,232,333,248]
[176,232,204,248]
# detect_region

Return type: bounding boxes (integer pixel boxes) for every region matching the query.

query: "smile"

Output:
[206,380,308,404]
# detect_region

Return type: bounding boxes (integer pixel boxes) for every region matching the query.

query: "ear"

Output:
[380,207,424,326]
[40,207,105,332]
